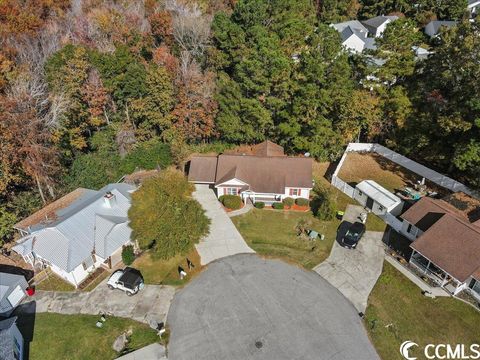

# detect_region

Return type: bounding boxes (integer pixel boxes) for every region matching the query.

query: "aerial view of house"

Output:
[0,0,479,359]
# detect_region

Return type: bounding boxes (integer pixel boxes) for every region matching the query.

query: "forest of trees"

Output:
[0,0,479,244]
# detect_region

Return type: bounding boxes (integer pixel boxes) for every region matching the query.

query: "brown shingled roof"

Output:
[411,214,480,282]
[215,155,312,193]
[187,156,218,183]
[401,197,466,231]
[251,140,285,157]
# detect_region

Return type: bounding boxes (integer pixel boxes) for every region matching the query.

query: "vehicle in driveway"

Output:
[107,267,145,296]
[341,222,366,249]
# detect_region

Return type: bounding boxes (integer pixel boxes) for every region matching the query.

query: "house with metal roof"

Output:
[0,273,28,317]
[361,15,399,37]
[12,183,136,287]
[188,141,313,205]
[424,20,456,38]
[330,20,369,53]
[353,180,403,216]
[0,316,24,360]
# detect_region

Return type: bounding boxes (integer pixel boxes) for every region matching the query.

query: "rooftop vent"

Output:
[104,191,116,208]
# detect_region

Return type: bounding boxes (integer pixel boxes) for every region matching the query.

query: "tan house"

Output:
[188,141,313,204]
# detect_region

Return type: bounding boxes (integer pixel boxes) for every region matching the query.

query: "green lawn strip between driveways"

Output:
[231,209,337,269]
[29,313,158,360]
[365,262,480,360]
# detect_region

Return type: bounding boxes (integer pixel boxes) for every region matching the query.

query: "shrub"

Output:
[218,195,225,204]
[254,202,265,209]
[272,202,284,210]
[310,184,334,221]
[221,195,242,210]
[122,245,135,265]
[295,198,310,207]
[282,197,295,207]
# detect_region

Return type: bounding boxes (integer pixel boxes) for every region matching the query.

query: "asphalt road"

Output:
[167,254,380,360]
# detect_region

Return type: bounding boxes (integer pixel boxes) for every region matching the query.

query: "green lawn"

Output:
[35,272,76,292]
[29,313,158,360]
[232,209,338,269]
[365,262,480,360]
[133,247,202,286]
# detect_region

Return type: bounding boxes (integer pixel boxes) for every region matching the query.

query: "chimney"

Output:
[104,191,116,208]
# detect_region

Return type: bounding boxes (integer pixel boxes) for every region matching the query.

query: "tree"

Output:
[129,169,210,259]
[0,206,17,246]
[373,19,422,86]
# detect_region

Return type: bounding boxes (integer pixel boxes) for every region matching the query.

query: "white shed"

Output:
[354,180,403,216]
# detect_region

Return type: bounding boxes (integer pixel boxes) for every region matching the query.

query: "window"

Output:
[407,223,413,233]
[358,191,363,196]
[289,188,301,196]
[378,205,384,211]
[226,188,238,195]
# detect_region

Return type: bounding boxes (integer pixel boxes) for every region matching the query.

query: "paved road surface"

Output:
[168,254,380,360]
[314,205,385,312]
[193,184,254,265]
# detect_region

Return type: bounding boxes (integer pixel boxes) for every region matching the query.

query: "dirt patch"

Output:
[338,152,449,196]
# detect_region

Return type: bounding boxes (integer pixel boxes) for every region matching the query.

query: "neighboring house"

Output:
[362,15,399,37]
[331,15,398,54]
[424,20,456,38]
[353,180,403,216]
[0,316,24,360]
[12,183,136,288]
[412,46,432,60]
[331,20,369,53]
[0,273,28,317]
[398,193,480,299]
[468,0,480,16]
[188,141,313,205]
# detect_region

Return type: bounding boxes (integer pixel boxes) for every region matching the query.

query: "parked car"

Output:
[107,267,145,296]
[341,222,366,249]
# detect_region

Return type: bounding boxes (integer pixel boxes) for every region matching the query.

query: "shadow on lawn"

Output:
[12,301,37,360]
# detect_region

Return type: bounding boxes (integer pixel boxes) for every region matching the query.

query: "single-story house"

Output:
[424,20,456,38]
[399,193,480,298]
[361,15,399,38]
[0,316,24,360]
[0,273,28,317]
[12,183,136,288]
[353,180,403,216]
[188,141,313,205]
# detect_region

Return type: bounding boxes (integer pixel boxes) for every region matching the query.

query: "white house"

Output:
[330,20,369,53]
[353,180,403,216]
[12,183,136,288]
[361,15,399,37]
[0,316,24,360]
[188,141,313,205]
[398,194,480,299]
[0,273,28,317]
[424,20,456,38]
[468,0,480,16]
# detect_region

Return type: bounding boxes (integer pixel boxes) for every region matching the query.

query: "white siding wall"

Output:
[284,187,311,199]
[49,261,96,288]
[399,220,422,241]
[343,35,365,53]
[353,188,388,215]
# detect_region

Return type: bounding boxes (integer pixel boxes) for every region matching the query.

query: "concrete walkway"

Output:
[227,199,253,217]
[192,185,254,265]
[31,279,175,324]
[314,205,385,313]
[117,343,167,360]
[385,255,450,297]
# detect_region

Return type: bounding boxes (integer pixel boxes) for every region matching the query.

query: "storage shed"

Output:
[354,180,403,216]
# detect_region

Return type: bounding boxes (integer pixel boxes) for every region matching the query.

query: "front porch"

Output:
[409,250,463,295]
[240,191,282,205]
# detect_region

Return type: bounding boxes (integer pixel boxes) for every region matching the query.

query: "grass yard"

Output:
[232,209,338,269]
[338,152,419,193]
[29,313,158,360]
[133,247,202,286]
[35,271,75,292]
[365,262,480,360]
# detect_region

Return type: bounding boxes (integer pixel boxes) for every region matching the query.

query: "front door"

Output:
[366,197,374,210]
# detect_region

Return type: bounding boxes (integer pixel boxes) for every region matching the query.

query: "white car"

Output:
[107,267,145,296]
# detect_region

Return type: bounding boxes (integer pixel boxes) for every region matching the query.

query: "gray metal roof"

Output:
[362,15,398,30]
[331,20,368,34]
[13,183,136,272]
[425,20,457,35]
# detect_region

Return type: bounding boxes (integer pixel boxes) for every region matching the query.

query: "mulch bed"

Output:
[78,267,106,290]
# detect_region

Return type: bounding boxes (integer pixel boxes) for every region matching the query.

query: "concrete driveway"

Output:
[193,185,254,265]
[168,254,379,360]
[31,280,175,324]
[314,205,385,313]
